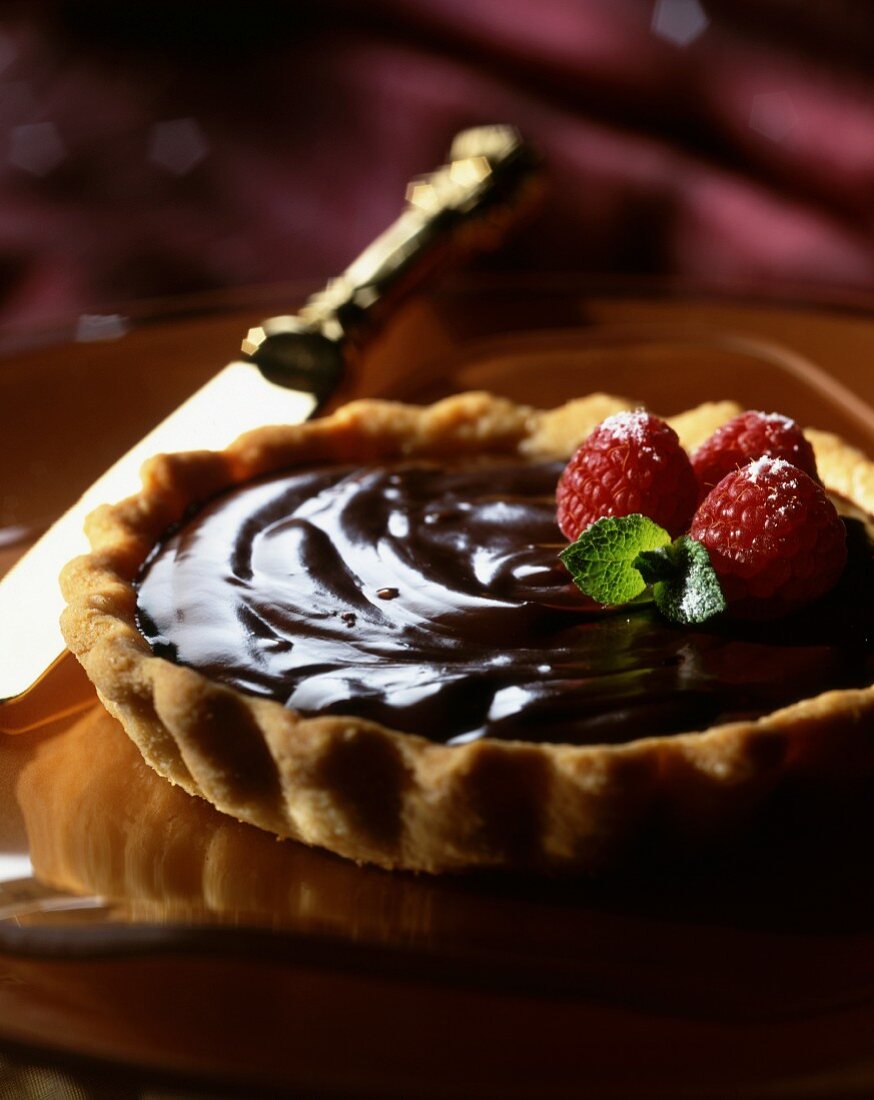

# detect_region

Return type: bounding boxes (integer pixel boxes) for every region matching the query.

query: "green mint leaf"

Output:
[634,545,677,586]
[650,536,726,625]
[559,514,671,605]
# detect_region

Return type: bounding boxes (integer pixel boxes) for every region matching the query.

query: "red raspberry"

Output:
[556,410,698,540]
[690,457,846,619]
[692,410,819,498]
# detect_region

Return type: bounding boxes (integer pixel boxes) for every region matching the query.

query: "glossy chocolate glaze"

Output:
[136,460,874,746]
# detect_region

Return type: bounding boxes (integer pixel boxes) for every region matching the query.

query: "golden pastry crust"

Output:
[60,393,874,874]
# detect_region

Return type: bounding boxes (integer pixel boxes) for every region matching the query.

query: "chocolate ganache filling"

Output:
[136,459,874,746]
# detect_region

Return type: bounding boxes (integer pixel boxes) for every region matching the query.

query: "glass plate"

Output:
[1,280,873,1098]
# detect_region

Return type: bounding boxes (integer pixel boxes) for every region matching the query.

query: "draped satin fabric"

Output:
[0,1,871,327]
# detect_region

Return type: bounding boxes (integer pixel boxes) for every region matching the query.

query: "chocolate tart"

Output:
[60,393,874,873]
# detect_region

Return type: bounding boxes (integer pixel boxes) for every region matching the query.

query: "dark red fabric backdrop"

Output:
[0,1,872,327]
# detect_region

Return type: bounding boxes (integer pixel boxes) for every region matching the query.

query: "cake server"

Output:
[0,124,539,724]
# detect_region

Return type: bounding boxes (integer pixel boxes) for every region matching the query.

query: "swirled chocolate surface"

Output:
[136,460,874,746]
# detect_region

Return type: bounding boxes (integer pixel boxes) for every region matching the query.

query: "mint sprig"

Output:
[560,515,726,626]
[559,514,670,606]
[636,535,727,624]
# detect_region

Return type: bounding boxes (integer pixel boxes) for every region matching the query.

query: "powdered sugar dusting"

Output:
[679,585,708,619]
[742,456,804,520]
[745,455,794,483]
[600,409,650,443]
[757,411,797,429]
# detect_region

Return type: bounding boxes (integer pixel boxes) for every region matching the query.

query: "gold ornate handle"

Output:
[241,124,540,387]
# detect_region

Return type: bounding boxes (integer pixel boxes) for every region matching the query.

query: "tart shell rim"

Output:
[59,391,874,873]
